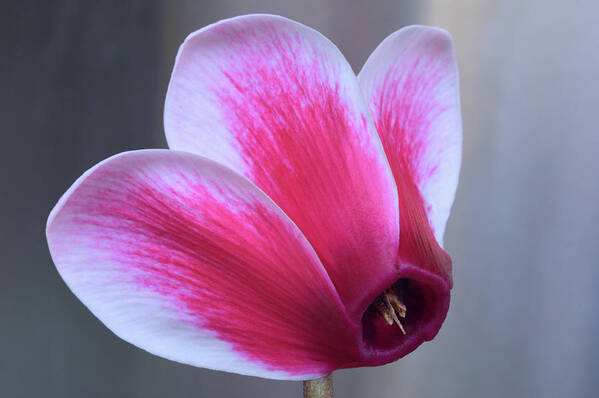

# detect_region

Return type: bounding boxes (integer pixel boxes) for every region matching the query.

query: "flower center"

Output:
[374,287,407,334]
[361,277,449,355]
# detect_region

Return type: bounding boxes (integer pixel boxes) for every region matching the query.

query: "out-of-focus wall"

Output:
[418,1,599,397]
[2,0,598,397]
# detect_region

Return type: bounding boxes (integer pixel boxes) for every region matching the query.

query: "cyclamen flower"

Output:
[46,14,461,380]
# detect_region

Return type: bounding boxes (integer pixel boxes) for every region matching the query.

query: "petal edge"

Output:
[47,150,363,379]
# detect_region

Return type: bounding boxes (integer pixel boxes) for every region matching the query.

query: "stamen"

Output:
[386,288,407,317]
[375,288,407,334]
[374,300,394,325]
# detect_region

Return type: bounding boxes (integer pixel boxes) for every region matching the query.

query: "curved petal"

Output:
[164,14,399,316]
[358,25,462,249]
[46,150,365,380]
[358,26,461,288]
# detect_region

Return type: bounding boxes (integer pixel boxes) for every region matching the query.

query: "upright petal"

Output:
[358,26,461,283]
[46,150,364,380]
[164,15,399,315]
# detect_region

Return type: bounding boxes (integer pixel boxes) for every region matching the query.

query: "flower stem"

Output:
[303,374,333,398]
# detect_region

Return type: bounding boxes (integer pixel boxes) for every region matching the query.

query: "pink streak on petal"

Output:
[353,26,461,363]
[47,150,365,378]
[359,26,462,286]
[359,26,462,248]
[165,15,400,317]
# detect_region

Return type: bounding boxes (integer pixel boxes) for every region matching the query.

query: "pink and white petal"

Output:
[164,14,399,316]
[46,150,364,380]
[358,26,462,247]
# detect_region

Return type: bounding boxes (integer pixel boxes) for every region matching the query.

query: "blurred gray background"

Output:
[2,0,598,397]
